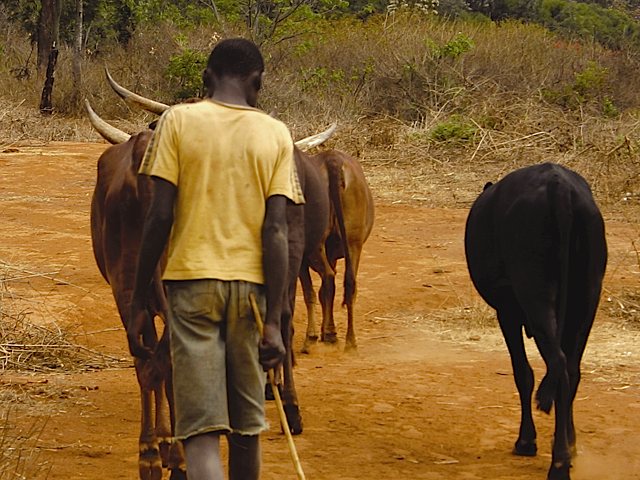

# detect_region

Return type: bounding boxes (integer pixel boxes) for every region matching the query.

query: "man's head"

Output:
[203,38,265,107]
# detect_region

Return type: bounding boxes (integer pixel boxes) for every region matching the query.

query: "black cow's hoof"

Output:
[513,439,537,457]
[321,332,338,344]
[169,468,187,480]
[284,404,303,435]
[547,461,571,480]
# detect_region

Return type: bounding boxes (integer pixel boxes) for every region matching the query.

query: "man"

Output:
[129,38,303,480]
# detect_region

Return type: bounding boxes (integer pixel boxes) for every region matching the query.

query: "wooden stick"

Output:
[248,292,306,480]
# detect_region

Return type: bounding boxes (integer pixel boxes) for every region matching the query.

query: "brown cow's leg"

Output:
[344,245,364,351]
[136,360,163,480]
[319,254,338,344]
[299,266,318,352]
[319,271,337,343]
[281,326,303,434]
[154,382,172,466]
[164,356,187,479]
[344,294,357,351]
[281,262,303,434]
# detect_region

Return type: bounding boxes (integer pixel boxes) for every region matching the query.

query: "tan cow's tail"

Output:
[326,155,355,308]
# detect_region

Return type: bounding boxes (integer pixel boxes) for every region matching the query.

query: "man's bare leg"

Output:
[229,434,260,480]
[184,432,224,480]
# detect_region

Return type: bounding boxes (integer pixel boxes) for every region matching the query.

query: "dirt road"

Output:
[0,142,638,479]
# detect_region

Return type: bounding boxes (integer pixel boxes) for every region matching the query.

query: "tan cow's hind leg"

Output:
[344,244,364,352]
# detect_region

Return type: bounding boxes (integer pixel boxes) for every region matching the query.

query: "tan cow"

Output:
[299,150,375,352]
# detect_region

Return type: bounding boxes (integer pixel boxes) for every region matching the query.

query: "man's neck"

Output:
[208,82,250,108]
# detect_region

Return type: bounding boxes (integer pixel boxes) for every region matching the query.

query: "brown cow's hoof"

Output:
[344,342,358,353]
[547,461,571,480]
[139,448,163,480]
[513,439,537,456]
[302,337,317,354]
[321,332,338,344]
[265,382,283,401]
[283,404,303,435]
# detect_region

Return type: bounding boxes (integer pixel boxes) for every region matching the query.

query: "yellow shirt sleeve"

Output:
[139,109,180,185]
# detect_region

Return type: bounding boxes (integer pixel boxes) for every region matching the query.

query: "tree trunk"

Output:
[39,45,59,114]
[71,0,84,108]
[37,0,62,71]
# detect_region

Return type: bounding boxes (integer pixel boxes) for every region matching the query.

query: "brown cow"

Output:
[90,128,185,480]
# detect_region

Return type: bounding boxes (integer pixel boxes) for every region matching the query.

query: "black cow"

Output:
[464,163,607,480]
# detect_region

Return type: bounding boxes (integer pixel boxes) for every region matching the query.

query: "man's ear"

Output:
[203,67,214,91]
[250,71,263,92]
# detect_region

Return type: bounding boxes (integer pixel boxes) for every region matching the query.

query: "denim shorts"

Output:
[165,279,267,439]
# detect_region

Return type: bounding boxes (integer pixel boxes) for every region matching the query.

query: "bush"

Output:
[537,0,640,50]
[166,46,208,100]
[430,115,477,141]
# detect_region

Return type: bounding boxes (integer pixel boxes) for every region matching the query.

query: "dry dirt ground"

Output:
[0,142,639,480]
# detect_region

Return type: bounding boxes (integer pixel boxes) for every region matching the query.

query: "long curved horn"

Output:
[104,68,337,150]
[84,99,131,144]
[105,67,170,115]
[294,122,337,150]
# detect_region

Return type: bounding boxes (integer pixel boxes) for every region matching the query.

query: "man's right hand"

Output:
[259,322,286,371]
[128,301,153,359]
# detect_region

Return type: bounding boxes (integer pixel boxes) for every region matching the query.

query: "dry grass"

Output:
[1,16,639,214]
[0,261,125,374]
[0,410,50,480]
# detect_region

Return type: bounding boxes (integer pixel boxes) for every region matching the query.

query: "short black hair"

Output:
[207,38,264,78]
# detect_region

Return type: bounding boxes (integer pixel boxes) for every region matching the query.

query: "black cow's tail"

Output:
[548,172,572,338]
[326,155,355,308]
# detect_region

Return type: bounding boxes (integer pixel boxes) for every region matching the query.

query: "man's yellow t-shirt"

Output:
[139,99,303,284]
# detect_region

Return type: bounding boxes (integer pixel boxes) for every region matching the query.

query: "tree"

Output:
[71,0,83,108]
[37,0,61,71]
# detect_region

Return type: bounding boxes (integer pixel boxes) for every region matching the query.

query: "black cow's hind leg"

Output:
[497,303,537,457]
[533,325,572,480]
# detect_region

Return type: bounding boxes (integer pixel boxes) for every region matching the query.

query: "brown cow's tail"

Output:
[326,155,356,308]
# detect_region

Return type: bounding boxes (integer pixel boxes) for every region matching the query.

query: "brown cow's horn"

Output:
[105,67,170,115]
[84,99,131,145]
[294,123,337,149]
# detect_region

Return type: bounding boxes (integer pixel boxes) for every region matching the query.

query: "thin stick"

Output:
[248,292,306,480]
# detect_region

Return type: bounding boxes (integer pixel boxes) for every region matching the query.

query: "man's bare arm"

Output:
[259,194,288,370]
[129,177,176,359]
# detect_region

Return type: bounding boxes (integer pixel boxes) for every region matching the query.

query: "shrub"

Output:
[537,0,640,50]
[430,115,477,141]
[166,46,208,100]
